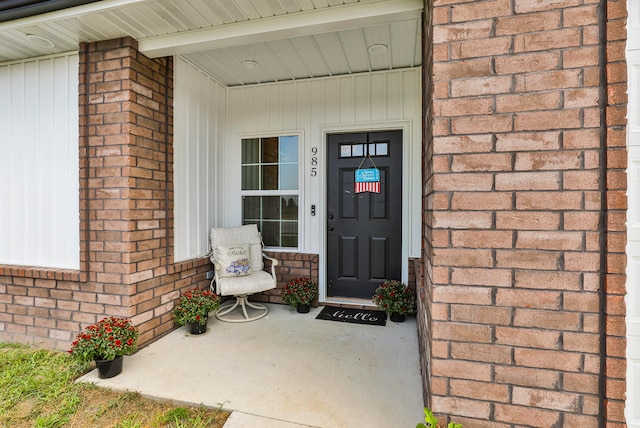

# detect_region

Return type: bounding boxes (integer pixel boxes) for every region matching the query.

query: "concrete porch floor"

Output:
[78,304,424,427]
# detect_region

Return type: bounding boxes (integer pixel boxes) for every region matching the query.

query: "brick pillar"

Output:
[426,1,627,426]
[79,37,208,345]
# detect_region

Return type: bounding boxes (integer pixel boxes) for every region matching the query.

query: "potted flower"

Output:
[68,316,139,378]
[372,280,416,322]
[281,277,318,313]
[173,287,220,334]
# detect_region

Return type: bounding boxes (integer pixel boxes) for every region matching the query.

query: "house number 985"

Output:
[311,147,318,177]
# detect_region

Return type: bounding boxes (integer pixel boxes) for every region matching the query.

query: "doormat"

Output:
[316,306,386,326]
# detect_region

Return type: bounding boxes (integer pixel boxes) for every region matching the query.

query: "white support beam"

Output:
[138,0,423,58]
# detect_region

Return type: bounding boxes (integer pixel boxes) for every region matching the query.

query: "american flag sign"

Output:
[355,168,381,194]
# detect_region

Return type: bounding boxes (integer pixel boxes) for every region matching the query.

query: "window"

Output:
[241,135,299,247]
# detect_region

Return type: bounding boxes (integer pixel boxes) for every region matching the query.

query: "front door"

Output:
[326,131,402,299]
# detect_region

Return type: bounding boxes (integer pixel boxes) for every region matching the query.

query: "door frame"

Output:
[318,120,415,305]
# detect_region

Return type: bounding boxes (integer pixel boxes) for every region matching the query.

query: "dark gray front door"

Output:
[326,131,402,299]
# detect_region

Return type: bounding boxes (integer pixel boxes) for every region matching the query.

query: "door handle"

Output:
[328,214,334,220]
[328,225,334,231]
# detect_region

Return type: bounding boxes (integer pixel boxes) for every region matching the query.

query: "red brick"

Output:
[451,76,513,97]
[512,387,579,412]
[433,285,493,305]
[433,321,492,343]
[451,267,512,287]
[496,288,561,309]
[516,231,583,251]
[452,114,513,134]
[495,249,560,270]
[495,326,560,349]
[496,91,560,112]
[450,304,512,325]
[514,308,581,330]
[451,230,513,248]
[516,191,582,210]
[494,403,560,427]
[433,20,493,44]
[430,395,491,419]
[431,359,493,382]
[514,110,581,131]
[495,171,560,191]
[450,342,513,364]
[514,348,582,371]
[433,134,493,154]
[450,379,510,402]
[496,131,560,151]
[495,10,561,35]
[495,365,560,389]
[496,211,560,230]
[454,37,511,59]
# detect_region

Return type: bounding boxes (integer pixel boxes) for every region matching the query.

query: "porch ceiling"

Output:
[0,0,423,86]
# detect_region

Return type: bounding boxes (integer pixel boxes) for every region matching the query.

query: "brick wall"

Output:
[252,252,320,307]
[425,1,627,426]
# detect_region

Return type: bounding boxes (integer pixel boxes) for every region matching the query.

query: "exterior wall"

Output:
[0,38,211,350]
[423,1,628,426]
[252,252,320,306]
[0,53,80,269]
[173,56,225,261]
[225,70,423,300]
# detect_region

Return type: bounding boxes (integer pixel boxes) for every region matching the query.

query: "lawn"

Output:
[0,343,229,428]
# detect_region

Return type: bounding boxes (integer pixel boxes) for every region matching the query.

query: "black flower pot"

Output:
[390,312,405,323]
[95,355,124,379]
[189,321,207,335]
[296,304,311,313]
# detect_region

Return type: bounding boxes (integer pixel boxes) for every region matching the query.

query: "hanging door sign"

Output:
[355,157,381,193]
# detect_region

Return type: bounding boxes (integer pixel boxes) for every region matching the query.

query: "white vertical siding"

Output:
[627,1,640,424]
[224,68,422,270]
[173,56,225,262]
[0,53,79,269]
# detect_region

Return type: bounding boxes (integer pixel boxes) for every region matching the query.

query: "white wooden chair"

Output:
[209,224,278,322]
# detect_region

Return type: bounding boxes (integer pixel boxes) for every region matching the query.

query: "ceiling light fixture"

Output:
[242,60,260,70]
[368,44,388,55]
[25,34,55,48]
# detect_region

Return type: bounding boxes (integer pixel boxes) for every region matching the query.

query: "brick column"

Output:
[425,1,627,426]
[80,37,209,345]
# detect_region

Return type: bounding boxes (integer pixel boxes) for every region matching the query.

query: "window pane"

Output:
[352,144,364,157]
[279,164,298,190]
[282,196,298,220]
[376,142,388,156]
[262,137,278,163]
[242,165,260,190]
[340,145,351,158]
[368,143,376,156]
[261,221,280,247]
[279,136,298,163]
[243,196,260,220]
[262,196,281,220]
[281,221,298,247]
[262,165,278,190]
[242,138,260,164]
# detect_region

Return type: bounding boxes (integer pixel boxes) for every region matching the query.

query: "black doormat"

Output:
[316,305,386,326]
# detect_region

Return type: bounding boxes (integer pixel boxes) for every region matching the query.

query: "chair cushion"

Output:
[216,270,277,296]
[210,225,264,272]
[216,245,251,277]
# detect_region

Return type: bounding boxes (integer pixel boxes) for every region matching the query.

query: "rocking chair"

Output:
[209,224,278,322]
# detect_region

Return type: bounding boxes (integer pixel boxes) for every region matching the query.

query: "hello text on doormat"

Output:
[316,305,386,326]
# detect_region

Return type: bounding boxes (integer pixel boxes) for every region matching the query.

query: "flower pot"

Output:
[390,312,405,323]
[189,319,208,334]
[95,355,124,379]
[296,304,310,313]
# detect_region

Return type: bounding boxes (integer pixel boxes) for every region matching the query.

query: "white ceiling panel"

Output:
[0,0,422,85]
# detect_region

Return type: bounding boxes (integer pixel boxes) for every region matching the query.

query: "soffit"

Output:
[0,0,422,86]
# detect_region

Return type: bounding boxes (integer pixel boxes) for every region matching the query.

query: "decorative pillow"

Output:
[216,245,251,277]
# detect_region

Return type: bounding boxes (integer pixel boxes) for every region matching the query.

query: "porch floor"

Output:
[78,304,424,427]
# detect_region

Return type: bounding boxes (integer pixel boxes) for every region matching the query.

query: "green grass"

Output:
[0,343,228,428]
